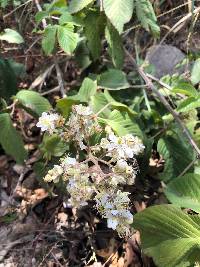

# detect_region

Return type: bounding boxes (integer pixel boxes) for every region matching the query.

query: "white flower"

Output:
[116,159,128,170]
[107,218,118,230]
[36,112,59,132]
[62,156,77,166]
[100,131,145,161]
[44,165,63,183]
[73,104,93,116]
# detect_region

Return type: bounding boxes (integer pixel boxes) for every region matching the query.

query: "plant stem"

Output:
[125,48,200,157]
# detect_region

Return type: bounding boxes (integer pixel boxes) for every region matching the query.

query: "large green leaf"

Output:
[97,69,129,90]
[15,90,52,116]
[0,29,24,44]
[191,59,200,85]
[68,0,94,13]
[133,205,200,267]
[105,22,124,69]
[0,113,27,164]
[157,129,195,182]
[98,109,142,138]
[42,25,57,55]
[135,0,160,37]
[84,11,105,60]
[57,25,78,54]
[165,173,200,213]
[103,0,134,33]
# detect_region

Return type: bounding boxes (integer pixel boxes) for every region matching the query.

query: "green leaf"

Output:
[172,82,198,97]
[57,25,78,54]
[103,0,134,34]
[98,109,142,138]
[59,12,74,25]
[75,77,97,102]
[165,173,200,213]
[35,11,49,24]
[157,130,195,182]
[0,28,24,44]
[105,22,124,69]
[68,0,94,13]
[90,92,111,117]
[39,134,68,160]
[84,11,105,60]
[135,0,160,37]
[0,58,17,101]
[97,69,129,90]
[56,98,79,118]
[15,90,52,116]
[133,205,200,267]
[177,96,200,113]
[75,41,92,70]
[1,0,10,8]
[42,25,57,55]
[191,59,200,85]
[0,113,27,164]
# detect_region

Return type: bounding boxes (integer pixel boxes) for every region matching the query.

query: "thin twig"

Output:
[41,86,60,96]
[54,58,66,97]
[125,49,200,157]
[159,5,200,45]
[3,0,32,19]
[177,158,197,177]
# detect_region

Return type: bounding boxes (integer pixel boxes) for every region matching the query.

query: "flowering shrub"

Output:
[37,104,145,236]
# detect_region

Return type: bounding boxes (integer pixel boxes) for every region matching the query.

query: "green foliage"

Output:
[57,24,78,54]
[74,77,97,102]
[0,113,27,164]
[56,98,79,118]
[177,96,200,113]
[0,28,24,44]
[84,11,105,60]
[56,77,97,117]
[165,173,200,213]
[133,205,200,267]
[68,0,94,13]
[0,59,18,102]
[157,129,195,182]
[39,134,68,160]
[41,19,78,55]
[191,59,200,85]
[15,90,52,116]
[98,109,143,139]
[105,22,124,69]
[42,25,57,55]
[134,0,160,37]
[103,0,134,34]
[172,82,198,97]
[97,69,129,90]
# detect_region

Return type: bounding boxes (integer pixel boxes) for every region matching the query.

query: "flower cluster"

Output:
[37,104,145,236]
[95,190,133,235]
[62,104,101,150]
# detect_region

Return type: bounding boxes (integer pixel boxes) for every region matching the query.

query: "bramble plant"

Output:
[36,104,145,236]
[2,0,200,266]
